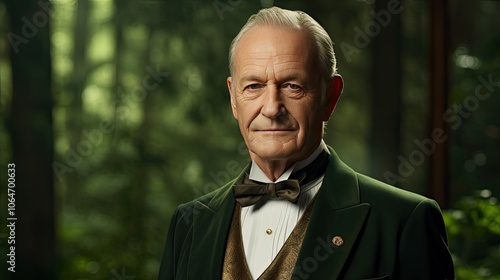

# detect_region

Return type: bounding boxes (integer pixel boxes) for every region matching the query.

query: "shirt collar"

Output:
[248,140,329,183]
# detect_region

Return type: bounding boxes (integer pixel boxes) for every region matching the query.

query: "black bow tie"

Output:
[233,150,330,207]
[233,175,301,207]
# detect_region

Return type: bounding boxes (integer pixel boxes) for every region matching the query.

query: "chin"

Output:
[251,143,298,161]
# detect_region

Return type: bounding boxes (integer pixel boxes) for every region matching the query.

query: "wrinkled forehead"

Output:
[232,25,319,74]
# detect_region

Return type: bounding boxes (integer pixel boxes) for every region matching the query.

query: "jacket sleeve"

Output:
[158,205,195,280]
[158,207,180,280]
[398,199,455,279]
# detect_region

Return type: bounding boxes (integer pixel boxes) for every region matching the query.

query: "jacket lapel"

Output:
[294,147,370,279]
[187,165,249,279]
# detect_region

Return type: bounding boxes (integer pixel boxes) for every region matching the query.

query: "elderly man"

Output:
[159,6,455,280]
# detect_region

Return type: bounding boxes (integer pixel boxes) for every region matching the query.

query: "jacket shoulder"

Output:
[173,176,238,225]
[356,173,440,216]
[357,173,430,202]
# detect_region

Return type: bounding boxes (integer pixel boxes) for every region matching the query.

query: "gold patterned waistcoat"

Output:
[222,198,316,280]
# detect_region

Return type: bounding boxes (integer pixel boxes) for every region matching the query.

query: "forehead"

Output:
[233,25,317,74]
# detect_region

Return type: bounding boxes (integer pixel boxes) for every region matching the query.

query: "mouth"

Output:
[255,129,295,134]
[256,128,294,132]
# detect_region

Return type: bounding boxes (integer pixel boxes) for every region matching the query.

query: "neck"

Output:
[251,158,289,181]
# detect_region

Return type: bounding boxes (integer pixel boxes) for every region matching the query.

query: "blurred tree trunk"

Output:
[113,0,123,127]
[369,0,402,183]
[130,26,155,277]
[67,0,90,154]
[5,0,55,279]
[71,0,89,112]
[429,0,450,208]
[64,0,90,207]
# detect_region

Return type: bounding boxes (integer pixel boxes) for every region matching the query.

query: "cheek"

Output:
[298,105,324,133]
[237,101,260,125]
[234,108,253,136]
[294,102,317,121]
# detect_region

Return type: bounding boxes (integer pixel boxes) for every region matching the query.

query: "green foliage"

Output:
[443,190,500,279]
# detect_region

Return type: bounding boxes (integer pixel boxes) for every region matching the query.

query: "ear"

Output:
[323,74,344,121]
[227,76,238,120]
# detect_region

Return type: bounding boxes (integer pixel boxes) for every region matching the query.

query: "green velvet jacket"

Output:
[158,147,455,279]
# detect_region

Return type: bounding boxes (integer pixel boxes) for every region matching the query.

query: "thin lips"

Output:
[255,128,294,131]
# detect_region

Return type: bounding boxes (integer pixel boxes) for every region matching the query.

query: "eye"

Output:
[243,84,264,93]
[282,83,302,90]
[282,83,304,96]
[246,84,261,90]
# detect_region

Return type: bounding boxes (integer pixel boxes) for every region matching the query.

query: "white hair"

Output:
[228,6,337,101]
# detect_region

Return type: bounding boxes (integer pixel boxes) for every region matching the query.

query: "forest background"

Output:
[0,0,499,279]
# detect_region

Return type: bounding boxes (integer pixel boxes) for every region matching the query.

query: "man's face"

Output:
[227,26,332,165]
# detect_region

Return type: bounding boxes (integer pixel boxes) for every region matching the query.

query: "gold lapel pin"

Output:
[332,236,344,247]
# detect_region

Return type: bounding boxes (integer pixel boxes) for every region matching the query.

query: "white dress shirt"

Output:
[240,140,329,279]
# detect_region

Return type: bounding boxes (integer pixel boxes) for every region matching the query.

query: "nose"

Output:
[261,85,285,119]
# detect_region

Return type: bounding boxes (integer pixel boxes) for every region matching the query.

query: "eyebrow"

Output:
[239,73,307,84]
[239,75,265,84]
